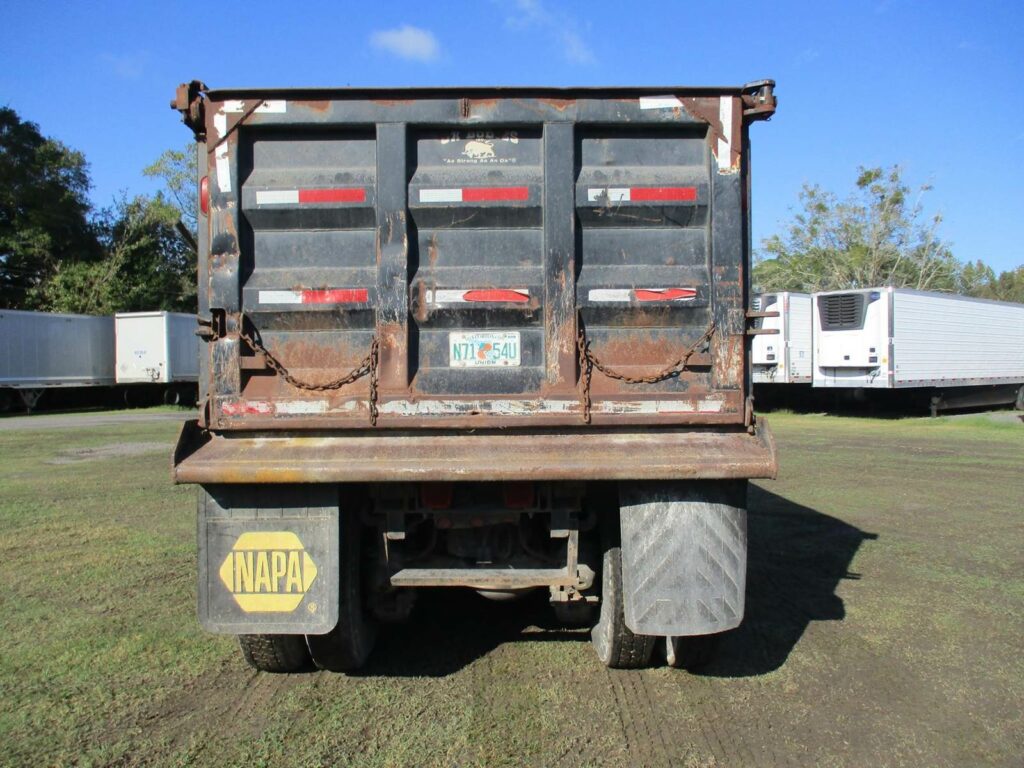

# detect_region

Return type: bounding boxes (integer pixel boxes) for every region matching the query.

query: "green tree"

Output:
[961,263,1024,303]
[0,107,101,308]
[39,195,196,314]
[754,166,962,293]
[144,145,198,239]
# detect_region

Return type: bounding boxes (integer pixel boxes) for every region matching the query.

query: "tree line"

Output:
[2,108,1022,314]
[754,166,1023,302]
[0,107,196,314]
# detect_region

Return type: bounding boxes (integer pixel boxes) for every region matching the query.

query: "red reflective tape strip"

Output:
[635,288,698,302]
[629,187,698,201]
[461,186,530,202]
[462,289,530,303]
[301,288,369,304]
[222,401,273,416]
[298,188,366,203]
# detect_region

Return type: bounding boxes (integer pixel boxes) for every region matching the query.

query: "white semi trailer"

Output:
[812,287,1024,414]
[115,312,199,404]
[752,292,812,384]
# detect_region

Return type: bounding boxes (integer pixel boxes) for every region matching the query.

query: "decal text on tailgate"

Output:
[218,532,318,613]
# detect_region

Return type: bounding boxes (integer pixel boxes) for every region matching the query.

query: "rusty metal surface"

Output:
[174,80,776,436]
[172,417,778,484]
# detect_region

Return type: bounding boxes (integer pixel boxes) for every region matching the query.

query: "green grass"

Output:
[0,410,1021,766]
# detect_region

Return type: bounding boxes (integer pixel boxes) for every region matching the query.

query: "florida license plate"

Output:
[449,331,521,368]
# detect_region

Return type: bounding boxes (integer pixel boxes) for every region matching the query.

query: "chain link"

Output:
[576,314,716,424]
[239,318,380,425]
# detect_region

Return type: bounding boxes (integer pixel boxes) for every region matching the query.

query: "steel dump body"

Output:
[174,82,778,482]
[188,83,775,427]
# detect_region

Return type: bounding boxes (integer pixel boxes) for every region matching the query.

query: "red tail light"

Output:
[199,175,209,215]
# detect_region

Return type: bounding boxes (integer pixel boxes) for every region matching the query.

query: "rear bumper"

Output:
[173,418,777,483]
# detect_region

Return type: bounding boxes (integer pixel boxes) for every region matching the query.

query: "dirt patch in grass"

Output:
[45,442,170,464]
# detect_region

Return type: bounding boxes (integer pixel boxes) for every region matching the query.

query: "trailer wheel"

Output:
[238,634,311,673]
[665,633,722,671]
[591,545,655,669]
[305,513,377,672]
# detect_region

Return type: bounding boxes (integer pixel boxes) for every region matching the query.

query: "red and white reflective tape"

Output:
[258,288,369,305]
[586,187,698,203]
[419,186,530,203]
[588,288,697,303]
[256,188,367,205]
[427,288,530,304]
[221,400,274,416]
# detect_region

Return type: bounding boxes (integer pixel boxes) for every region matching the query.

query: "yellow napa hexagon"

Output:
[218,531,318,613]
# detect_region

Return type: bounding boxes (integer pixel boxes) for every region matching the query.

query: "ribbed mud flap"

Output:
[619,481,747,636]
[197,485,339,635]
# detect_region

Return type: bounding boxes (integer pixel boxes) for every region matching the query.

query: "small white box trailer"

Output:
[812,287,1024,413]
[115,312,198,384]
[752,292,812,384]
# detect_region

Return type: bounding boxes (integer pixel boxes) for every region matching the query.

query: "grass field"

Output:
[0,410,1021,767]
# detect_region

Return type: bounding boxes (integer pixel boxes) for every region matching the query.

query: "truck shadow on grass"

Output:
[355,485,876,679]
[699,484,878,678]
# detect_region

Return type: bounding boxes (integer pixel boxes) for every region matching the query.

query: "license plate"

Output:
[449,331,521,368]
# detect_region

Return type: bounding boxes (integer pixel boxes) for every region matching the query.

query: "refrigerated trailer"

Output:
[752,292,812,384]
[115,312,199,404]
[0,310,115,411]
[171,79,779,672]
[813,287,1024,414]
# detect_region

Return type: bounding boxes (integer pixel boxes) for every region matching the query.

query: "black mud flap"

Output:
[619,481,747,636]
[197,485,339,635]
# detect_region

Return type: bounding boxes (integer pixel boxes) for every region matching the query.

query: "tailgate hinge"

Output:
[171,80,208,141]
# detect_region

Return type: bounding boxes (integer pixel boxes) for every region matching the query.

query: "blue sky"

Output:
[1,0,1021,271]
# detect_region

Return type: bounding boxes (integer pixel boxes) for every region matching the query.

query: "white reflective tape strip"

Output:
[223,100,287,114]
[639,96,682,110]
[427,289,469,304]
[256,189,300,205]
[373,398,722,417]
[213,112,227,139]
[275,400,327,415]
[587,188,631,202]
[420,189,463,203]
[588,289,633,302]
[215,143,231,193]
[718,96,734,170]
[258,290,302,304]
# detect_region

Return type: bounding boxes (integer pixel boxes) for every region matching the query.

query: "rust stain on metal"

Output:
[294,99,330,113]
[173,418,778,483]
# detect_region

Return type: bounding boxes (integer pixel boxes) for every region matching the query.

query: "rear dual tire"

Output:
[239,513,376,674]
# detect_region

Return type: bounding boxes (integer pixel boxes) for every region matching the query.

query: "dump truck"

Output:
[171,80,779,672]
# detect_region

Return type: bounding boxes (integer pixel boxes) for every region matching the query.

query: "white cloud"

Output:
[370,25,440,62]
[101,52,148,80]
[502,0,594,65]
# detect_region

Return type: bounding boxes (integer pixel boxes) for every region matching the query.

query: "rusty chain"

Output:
[239,319,380,425]
[576,314,716,424]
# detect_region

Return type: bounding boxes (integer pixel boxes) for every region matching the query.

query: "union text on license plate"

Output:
[449,331,521,368]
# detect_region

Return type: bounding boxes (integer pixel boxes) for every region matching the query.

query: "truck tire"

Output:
[238,634,311,673]
[665,633,722,671]
[305,513,376,672]
[591,545,655,669]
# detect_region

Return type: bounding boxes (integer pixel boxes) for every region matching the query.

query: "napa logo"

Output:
[218,532,317,613]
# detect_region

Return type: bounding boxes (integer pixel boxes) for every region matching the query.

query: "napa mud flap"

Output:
[197,485,339,635]
[619,481,747,636]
